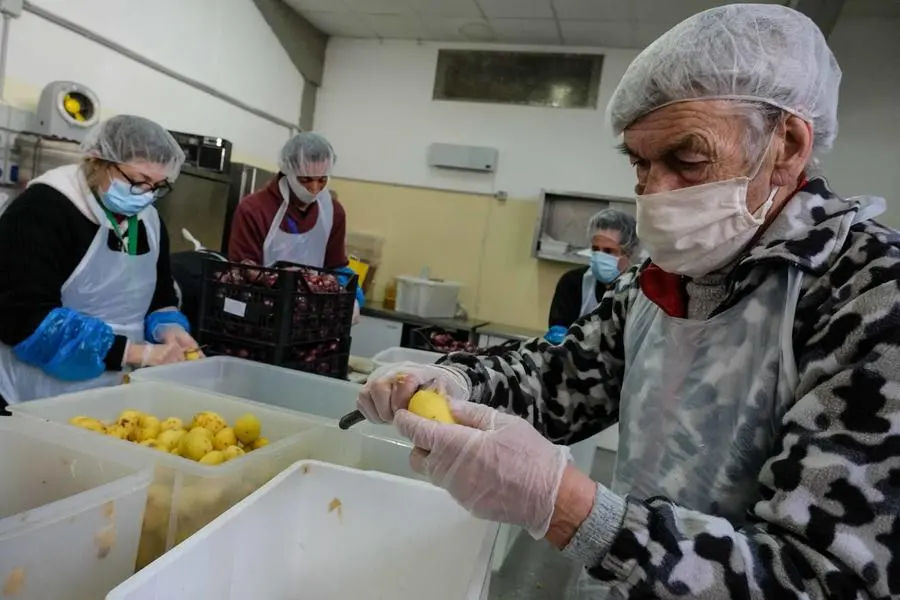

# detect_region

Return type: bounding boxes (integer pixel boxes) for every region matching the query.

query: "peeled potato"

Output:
[408,390,456,424]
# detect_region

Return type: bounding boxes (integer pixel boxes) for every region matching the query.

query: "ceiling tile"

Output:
[364,13,429,38]
[407,0,484,18]
[303,11,376,36]
[551,0,633,21]
[633,20,679,47]
[284,0,348,12]
[421,16,493,41]
[489,17,560,44]
[476,0,554,19]
[560,19,636,48]
[631,0,783,22]
[341,0,412,15]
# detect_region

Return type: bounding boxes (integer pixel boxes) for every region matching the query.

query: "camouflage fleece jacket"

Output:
[441,178,900,599]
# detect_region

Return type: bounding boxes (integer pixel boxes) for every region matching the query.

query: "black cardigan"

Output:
[548,266,605,329]
[0,184,178,372]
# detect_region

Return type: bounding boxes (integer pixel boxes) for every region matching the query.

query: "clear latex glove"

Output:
[157,326,204,356]
[351,300,361,326]
[125,341,186,368]
[394,402,570,539]
[357,361,470,424]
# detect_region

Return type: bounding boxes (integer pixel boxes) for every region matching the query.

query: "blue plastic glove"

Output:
[145,310,191,343]
[336,266,365,308]
[13,308,114,381]
[544,325,567,345]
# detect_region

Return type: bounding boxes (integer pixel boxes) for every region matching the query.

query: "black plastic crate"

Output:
[407,326,476,354]
[199,331,351,380]
[199,260,357,345]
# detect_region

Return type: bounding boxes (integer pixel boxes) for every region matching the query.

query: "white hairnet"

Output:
[279,132,336,178]
[607,4,841,152]
[80,115,185,180]
[588,208,638,256]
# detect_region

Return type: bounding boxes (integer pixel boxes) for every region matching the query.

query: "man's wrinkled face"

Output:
[620,101,775,213]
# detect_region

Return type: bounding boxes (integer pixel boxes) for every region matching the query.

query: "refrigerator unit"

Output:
[221,163,278,255]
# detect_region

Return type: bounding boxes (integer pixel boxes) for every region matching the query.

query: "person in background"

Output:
[227,132,364,319]
[0,115,199,409]
[357,4,900,598]
[545,209,638,343]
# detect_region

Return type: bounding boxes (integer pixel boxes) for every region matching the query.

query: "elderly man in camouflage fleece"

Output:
[358,4,900,599]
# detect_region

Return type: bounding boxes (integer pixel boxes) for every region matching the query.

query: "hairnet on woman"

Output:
[0,114,201,408]
[545,207,638,343]
[357,5,900,600]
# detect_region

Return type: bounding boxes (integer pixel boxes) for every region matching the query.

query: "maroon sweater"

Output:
[228,175,348,268]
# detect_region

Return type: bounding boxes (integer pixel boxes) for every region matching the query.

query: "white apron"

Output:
[579,269,601,317]
[0,198,159,404]
[261,178,333,268]
[613,198,884,523]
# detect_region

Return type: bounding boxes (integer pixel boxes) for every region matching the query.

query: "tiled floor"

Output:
[487,448,616,600]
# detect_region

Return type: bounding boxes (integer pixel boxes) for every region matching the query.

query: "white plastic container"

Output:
[395,275,462,318]
[372,346,443,370]
[9,382,335,568]
[127,357,402,440]
[107,461,497,600]
[0,418,152,600]
[128,357,361,421]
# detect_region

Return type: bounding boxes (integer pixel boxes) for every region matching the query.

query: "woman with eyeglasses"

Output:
[0,114,200,408]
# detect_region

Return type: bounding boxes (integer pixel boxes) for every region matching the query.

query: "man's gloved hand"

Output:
[157,326,204,357]
[125,341,186,368]
[352,300,361,326]
[357,362,470,424]
[394,402,570,539]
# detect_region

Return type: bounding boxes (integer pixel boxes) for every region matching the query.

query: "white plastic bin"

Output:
[0,418,152,600]
[107,461,497,600]
[372,346,443,370]
[127,357,402,441]
[9,382,336,568]
[395,275,462,318]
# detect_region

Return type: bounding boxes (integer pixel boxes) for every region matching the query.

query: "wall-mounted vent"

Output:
[427,143,498,173]
[433,50,603,109]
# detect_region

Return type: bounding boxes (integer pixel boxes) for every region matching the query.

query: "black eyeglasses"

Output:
[114,164,173,199]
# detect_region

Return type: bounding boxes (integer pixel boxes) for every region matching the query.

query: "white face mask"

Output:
[285,176,326,206]
[635,140,779,278]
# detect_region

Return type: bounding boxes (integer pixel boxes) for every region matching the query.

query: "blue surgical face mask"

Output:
[590,251,621,283]
[101,179,155,216]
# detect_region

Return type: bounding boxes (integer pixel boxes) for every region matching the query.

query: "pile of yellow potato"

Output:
[68,409,270,465]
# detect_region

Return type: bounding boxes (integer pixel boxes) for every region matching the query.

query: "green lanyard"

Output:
[100,205,139,256]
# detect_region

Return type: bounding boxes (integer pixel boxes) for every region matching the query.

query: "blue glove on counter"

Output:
[145,310,191,343]
[336,266,366,308]
[544,325,567,345]
[14,307,114,381]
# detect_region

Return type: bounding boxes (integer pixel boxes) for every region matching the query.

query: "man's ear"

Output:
[772,115,813,186]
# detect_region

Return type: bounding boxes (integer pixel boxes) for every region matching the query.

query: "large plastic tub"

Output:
[395,275,462,318]
[107,461,497,600]
[0,418,152,600]
[127,357,400,440]
[372,346,443,370]
[9,382,335,569]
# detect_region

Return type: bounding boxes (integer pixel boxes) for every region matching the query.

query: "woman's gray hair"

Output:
[587,208,639,258]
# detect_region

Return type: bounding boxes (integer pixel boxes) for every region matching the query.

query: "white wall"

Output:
[820,16,900,227]
[317,22,900,211]
[4,0,304,168]
[315,38,639,199]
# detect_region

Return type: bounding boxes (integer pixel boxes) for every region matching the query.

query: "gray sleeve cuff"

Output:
[561,484,626,567]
